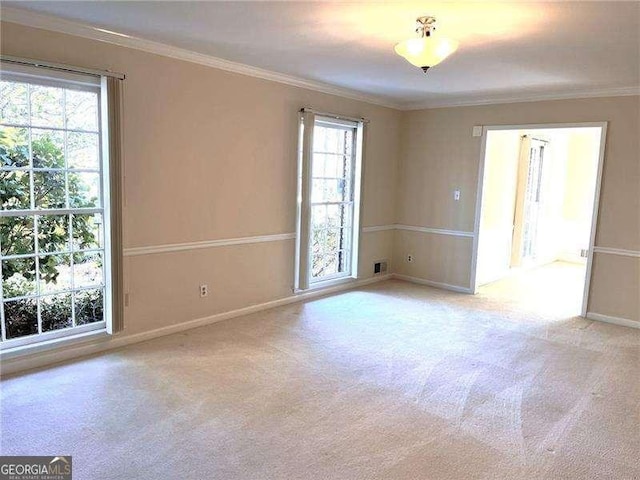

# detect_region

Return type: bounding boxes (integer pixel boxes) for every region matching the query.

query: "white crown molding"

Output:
[401,86,640,110]
[3,6,638,112]
[0,6,402,110]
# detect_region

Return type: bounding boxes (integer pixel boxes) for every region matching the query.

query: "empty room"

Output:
[0,2,638,480]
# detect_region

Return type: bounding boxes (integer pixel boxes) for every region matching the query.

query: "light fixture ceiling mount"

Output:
[415,16,437,38]
[395,16,459,73]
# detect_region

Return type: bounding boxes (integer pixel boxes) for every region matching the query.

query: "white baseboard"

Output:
[0,275,390,377]
[586,312,640,329]
[391,273,473,294]
[557,253,588,264]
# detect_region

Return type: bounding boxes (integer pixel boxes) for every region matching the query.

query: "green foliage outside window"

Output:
[1,128,103,336]
[1,129,99,280]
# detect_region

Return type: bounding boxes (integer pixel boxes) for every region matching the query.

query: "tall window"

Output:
[0,67,109,347]
[295,111,363,290]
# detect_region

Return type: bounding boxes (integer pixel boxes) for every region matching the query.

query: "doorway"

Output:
[472,123,606,317]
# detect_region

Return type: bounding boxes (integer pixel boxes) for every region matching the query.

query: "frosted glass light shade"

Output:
[394,37,459,69]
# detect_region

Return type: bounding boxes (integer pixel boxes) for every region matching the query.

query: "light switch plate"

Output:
[472,126,483,137]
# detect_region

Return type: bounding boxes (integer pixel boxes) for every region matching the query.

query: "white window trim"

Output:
[0,326,109,362]
[294,110,364,291]
[0,64,112,350]
[294,275,361,294]
[1,320,106,352]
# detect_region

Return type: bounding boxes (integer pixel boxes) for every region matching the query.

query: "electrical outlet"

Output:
[454,189,461,201]
[200,284,208,297]
[407,254,413,263]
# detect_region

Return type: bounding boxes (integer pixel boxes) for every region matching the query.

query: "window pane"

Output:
[72,213,103,250]
[66,89,98,131]
[312,153,325,177]
[325,229,344,252]
[0,216,35,256]
[37,215,70,253]
[30,85,64,128]
[40,293,72,332]
[75,288,103,325]
[1,170,31,210]
[326,204,348,229]
[311,205,327,228]
[2,258,36,298]
[329,155,347,178]
[311,228,325,255]
[311,254,324,278]
[32,129,65,169]
[34,171,66,209]
[338,250,348,272]
[67,131,99,170]
[313,154,345,179]
[73,252,103,288]
[4,298,38,339]
[39,254,71,294]
[313,126,353,155]
[312,253,338,278]
[68,172,100,208]
[0,81,29,124]
[313,126,329,152]
[325,254,339,275]
[312,178,346,203]
[0,126,29,168]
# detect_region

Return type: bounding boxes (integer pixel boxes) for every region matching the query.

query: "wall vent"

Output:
[374,261,388,275]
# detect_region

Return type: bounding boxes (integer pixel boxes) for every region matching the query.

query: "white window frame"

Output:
[0,64,112,350]
[294,110,364,291]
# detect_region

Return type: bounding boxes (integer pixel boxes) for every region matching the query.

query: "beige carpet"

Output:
[1,266,639,479]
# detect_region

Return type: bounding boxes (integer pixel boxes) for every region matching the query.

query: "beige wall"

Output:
[589,253,640,321]
[1,21,400,337]
[396,97,640,321]
[393,231,472,288]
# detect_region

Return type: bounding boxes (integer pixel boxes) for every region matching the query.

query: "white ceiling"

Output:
[3,1,640,109]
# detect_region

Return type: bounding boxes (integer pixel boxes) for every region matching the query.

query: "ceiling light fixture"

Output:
[394,16,459,73]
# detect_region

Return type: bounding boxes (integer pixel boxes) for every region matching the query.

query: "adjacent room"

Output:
[1,2,638,480]
[475,126,603,319]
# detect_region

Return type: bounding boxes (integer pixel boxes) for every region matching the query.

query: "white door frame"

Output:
[470,122,608,317]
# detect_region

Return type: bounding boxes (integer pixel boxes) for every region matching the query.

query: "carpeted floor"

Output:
[1,264,639,479]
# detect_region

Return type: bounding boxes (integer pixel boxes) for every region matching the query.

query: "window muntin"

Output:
[0,75,107,347]
[309,120,357,282]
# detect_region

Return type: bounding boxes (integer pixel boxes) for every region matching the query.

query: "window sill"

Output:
[0,328,110,362]
[295,275,358,294]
